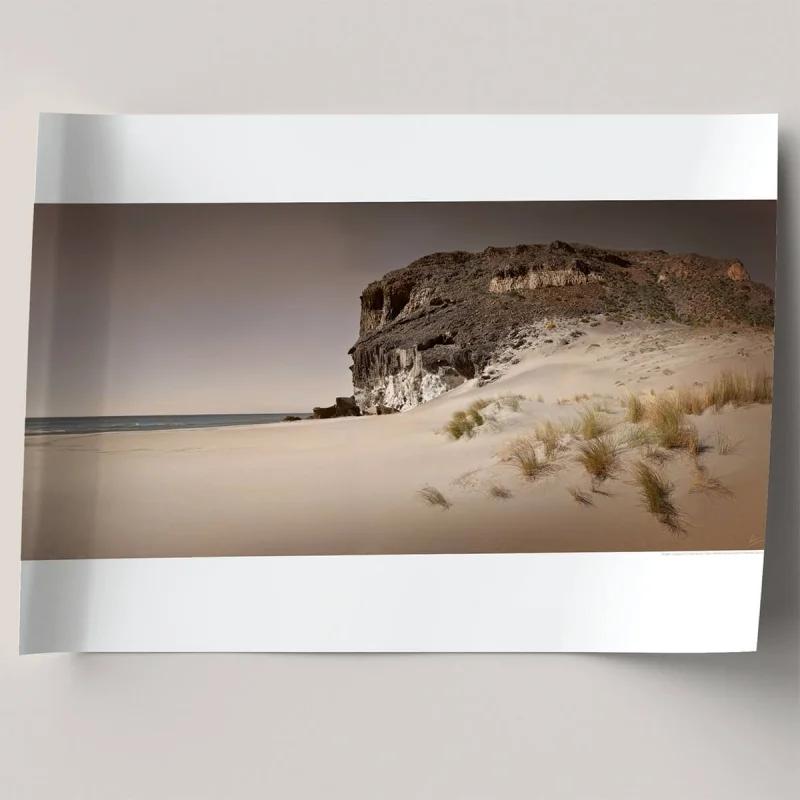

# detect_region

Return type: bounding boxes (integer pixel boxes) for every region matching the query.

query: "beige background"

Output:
[0,1,797,798]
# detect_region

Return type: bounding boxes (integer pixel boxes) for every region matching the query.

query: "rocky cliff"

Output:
[348,242,774,413]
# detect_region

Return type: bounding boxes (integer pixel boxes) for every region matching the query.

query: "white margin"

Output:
[21,551,764,653]
[34,114,778,204]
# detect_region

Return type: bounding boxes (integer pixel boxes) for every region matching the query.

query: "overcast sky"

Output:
[26,201,776,417]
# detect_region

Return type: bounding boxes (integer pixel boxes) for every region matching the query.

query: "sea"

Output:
[25,413,307,436]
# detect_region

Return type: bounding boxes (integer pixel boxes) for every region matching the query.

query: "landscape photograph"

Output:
[22,201,776,560]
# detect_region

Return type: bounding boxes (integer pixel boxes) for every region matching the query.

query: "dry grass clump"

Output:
[705,368,772,410]
[418,485,451,509]
[445,405,488,440]
[536,393,545,403]
[500,435,556,482]
[575,436,621,486]
[568,486,594,506]
[445,395,527,440]
[444,410,479,440]
[469,398,494,413]
[644,395,703,454]
[534,419,566,458]
[487,483,513,500]
[623,392,646,423]
[673,386,707,416]
[689,462,733,497]
[576,407,614,440]
[622,424,658,450]
[632,460,685,534]
[714,427,740,455]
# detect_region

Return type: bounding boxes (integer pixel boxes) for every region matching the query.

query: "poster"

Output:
[20,114,776,652]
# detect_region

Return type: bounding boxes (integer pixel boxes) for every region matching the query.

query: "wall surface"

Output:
[0,2,797,798]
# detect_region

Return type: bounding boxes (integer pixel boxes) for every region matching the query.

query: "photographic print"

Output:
[24,201,775,559]
[19,114,776,653]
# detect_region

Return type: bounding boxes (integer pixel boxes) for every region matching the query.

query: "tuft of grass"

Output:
[623,424,658,450]
[568,486,594,506]
[487,483,513,500]
[574,393,591,403]
[624,392,646,423]
[575,436,621,485]
[444,411,475,440]
[632,461,685,534]
[644,446,672,465]
[536,393,545,403]
[714,427,740,455]
[576,407,614,440]
[470,398,494,412]
[705,368,773,410]
[689,463,733,497]
[534,419,566,458]
[418,485,451,509]
[546,321,556,330]
[674,386,706,416]
[445,405,487,440]
[500,435,556,482]
[467,408,485,426]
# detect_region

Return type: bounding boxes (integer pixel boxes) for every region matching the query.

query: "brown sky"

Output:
[26,201,776,417]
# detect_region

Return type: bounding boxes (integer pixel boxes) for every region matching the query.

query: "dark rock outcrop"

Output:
[282,415,304,422]
[312,396,362,420]
[348,241,774,413]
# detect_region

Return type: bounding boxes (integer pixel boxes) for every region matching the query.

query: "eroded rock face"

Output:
[348,242,774,413]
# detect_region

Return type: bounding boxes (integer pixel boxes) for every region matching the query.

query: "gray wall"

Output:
[1,2,797,799]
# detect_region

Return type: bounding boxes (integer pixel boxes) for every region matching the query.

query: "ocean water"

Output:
[25,413,307,436]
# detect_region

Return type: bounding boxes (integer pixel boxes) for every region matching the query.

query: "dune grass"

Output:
[568,486,594,506]
[705,368,772,410]
[418,485,451,509]
[444,395,527,440]
[643,395,704,454]
[534,419,566,458]
[673,386,707,416]
[632,460,684,534]
[714,427,740,455]
[623,392,646,423]
[576,407,614,440]
[575,436,621,486]
[622,424,658,450]
[444,410,479,440]
[689,462,733,497]
[500,435,556,482]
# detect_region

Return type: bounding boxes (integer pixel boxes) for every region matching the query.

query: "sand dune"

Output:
[22,320,773,560]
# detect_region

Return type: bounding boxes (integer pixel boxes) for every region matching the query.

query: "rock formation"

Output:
[311,396,362,419]
[348,241,774,413]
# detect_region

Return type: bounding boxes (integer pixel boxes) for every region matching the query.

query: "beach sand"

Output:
[22,321,774,560]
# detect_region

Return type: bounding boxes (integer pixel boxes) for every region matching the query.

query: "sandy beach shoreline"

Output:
[22,321,773,560]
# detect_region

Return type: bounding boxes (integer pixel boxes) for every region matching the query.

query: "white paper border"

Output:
[34,113,778,204]
[21,552,764,653]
